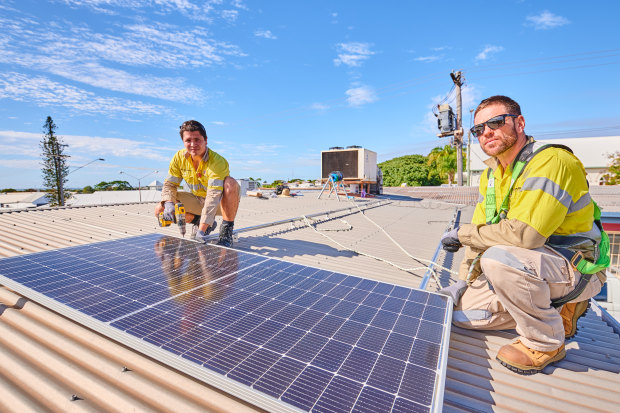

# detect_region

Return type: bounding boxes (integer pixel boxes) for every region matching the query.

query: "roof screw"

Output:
[121,366,131,372]
[70,394,80,401]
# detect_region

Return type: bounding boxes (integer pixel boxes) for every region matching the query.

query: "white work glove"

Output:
[438,280,468,306]
[162,201,176,222]
[441,227,462,253]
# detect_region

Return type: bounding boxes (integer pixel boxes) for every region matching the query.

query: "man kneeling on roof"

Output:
[154,120,240,247]
[439,95,609,374]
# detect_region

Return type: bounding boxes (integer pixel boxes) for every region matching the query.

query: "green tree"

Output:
[378,155,441,187]
[426,144,460,184]
[40,116,70,206]
[1,188,17,193]
[81,185,95,193]
[94,180,133,191]
[602,151,620,185]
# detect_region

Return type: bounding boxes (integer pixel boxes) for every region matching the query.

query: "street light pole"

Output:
[120,170,159,203]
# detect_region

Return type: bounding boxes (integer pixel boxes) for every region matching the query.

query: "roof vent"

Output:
[329,146,344,150]
[346,145,362,149]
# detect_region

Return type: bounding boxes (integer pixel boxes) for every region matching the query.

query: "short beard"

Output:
[481,125,519,158]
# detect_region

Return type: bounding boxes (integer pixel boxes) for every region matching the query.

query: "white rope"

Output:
[301,197,459,289]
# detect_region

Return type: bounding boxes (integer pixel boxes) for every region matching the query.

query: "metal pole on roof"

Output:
[120,170,159,203]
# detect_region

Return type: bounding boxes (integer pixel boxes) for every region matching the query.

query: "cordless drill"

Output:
[175,202,186,238]
[158,202,186,237]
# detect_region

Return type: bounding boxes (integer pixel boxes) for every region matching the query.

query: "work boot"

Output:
[496,340,565,375]
[217,220,234,248]
[561,300,590,339]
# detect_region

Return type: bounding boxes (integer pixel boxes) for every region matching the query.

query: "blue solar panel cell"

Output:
[349,305,377,324]
[329,299,357,318]
[356,326,389,353]
[333,320,367,345]
[253,356,306,398]
[313,375,363,413]
[392,398,430,413]
[204,339,257,374]
[337,347,377,382]
[310,295,340,313]
[312,339,352,372]
[281,366,333,411]
[0,234,450,413]
[382,333,414,361]
[399,363,437,406]
[243,319,285,346]
[393,314,421,336]
[287,332,328,363]
[227,347,281,386]
[370,310,398,330]
[290,309,325,330]
[311,314,345,338]
[417,319,444,344]
[352,386,395,413]
[264,325,306,353]
[367,355,406,393]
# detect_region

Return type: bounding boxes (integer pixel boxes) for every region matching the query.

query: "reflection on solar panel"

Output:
[0,234,451,412]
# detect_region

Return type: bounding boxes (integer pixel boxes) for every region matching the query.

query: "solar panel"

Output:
[0,234,452,412]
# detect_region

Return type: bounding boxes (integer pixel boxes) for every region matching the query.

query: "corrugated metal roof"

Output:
[1,191,619,412]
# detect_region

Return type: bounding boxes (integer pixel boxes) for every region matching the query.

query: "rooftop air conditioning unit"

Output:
[321,147,377,181]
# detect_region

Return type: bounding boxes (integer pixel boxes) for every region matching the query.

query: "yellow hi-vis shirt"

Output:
[472,145,597,241]
[162,148,229,226]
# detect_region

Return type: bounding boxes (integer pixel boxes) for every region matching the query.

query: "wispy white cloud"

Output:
[334,42,375,67]
[211,121,227,126]
[57,0,238,22]
[414,55,442,63]
[0,16,244,101]
[0,159,41,169]
[475,45,504,61]
[254,29,277,39]
[525,11,570,30]
[345,85,377,107]
[0,73,168,116]
[311,103,330,111]
[0,130,168,161]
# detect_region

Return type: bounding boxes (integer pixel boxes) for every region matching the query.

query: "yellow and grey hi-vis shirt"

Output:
[457,142,603,282]
[161,148,229,227]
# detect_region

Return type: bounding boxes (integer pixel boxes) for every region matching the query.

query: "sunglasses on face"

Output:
[470,114,519,138]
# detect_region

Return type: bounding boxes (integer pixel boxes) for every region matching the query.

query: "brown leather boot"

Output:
[496,340,565,374]
[560,300,589,339]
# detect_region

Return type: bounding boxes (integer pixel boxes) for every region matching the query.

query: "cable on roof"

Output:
[300,197,460,289]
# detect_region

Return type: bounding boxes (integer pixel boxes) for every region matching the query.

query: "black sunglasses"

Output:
[470,114,519,137]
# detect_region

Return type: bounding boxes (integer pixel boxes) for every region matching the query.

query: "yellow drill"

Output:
[175,203,186,237]
[158,202,186,237]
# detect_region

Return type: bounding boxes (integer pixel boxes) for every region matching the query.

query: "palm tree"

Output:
[427,145,459,184]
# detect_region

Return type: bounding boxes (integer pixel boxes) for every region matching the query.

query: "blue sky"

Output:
[1,0,619,189]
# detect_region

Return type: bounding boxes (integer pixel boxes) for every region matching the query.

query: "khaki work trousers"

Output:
[176,192,222,218]
[453,245,603,351]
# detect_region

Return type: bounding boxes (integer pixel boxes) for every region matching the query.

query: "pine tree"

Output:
[40,116,70,206]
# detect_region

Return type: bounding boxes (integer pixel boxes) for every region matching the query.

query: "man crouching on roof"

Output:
[438,95,607,374]
[154,120,240,247]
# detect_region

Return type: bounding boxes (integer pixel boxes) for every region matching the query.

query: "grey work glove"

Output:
[194,221,217,243]
[438,279,468,306]
[162,201,176,222]
[441,227,462,253]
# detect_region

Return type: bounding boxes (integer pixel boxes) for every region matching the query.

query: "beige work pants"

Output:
[176,192,222,217]
[453,245,603,351]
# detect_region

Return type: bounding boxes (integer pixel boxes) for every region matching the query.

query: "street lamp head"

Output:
[98,158,105,161]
